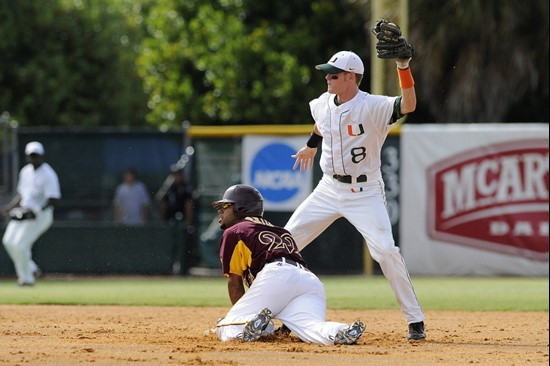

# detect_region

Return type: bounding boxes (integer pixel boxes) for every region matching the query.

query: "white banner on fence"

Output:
[400,124,549,276]
[242,135,312,211]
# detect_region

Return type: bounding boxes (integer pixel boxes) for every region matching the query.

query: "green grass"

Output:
[0,276,547,311]
[323,276,549,311]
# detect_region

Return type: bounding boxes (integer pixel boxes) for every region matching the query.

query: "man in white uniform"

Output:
[285,49,426,340]
[212,184,365,345]
[2,141,61,286]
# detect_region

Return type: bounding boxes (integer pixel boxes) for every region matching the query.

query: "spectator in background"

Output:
[2,141,61,286]
[156,164,196,274]
[113,168,151,226]
[157,165,194,226]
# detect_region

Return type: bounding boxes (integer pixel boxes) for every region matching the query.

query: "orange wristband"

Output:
[397,67,415,89]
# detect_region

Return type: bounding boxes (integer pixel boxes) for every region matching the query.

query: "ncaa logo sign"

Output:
[243,136,312,211]
[250,143,300,201]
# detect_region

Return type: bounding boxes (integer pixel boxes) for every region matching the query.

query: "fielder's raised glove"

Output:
[372,20,414,61]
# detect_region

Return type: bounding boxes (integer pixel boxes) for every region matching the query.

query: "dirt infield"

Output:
[0,305,547,366]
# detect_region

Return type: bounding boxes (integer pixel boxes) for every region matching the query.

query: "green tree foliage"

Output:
[409,0,549,123]
[0,0,149,127]
[136,0,369,127]
[2,0,547,127]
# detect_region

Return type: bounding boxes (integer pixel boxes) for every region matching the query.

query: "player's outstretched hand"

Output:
[292,146,317,172]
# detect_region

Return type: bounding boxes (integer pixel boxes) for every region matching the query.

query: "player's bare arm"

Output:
[1,194,21,217]
[400,79,416,115]
[227,273,245,305]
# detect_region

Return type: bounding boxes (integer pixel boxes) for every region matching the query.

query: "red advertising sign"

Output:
[427,139,549,261]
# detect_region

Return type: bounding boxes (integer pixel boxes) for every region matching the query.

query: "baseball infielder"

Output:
[2,141,61,286]
[285,46,426,340]
[212,184,365,345]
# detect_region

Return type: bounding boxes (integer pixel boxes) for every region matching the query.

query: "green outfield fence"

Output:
[0,125,402,276]
[186,124,402,275]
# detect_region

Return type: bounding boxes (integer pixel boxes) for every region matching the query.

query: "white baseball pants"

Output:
[285,174,424,324]
[216,260,349,345]
[2,207,53,285]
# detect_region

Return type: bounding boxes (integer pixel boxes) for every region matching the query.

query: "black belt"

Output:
[271,257,309,271]
[333,174,367,184]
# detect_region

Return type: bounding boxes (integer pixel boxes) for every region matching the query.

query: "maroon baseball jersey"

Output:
[219,216,308,287]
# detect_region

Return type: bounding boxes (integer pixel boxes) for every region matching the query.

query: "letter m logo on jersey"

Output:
[426,139,549,261]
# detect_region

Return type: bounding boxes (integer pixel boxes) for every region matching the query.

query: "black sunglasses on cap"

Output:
[329,72,350,80]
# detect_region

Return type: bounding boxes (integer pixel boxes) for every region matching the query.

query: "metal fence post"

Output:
[0,111,18,195]
[1,111,9,193]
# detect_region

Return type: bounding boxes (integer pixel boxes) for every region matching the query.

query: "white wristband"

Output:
[396,58,411,70]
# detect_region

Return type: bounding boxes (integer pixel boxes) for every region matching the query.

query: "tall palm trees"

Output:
[410,0,548,122]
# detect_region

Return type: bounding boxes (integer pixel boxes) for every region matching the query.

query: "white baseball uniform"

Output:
[3,162,61,285]
[285,90,424,324]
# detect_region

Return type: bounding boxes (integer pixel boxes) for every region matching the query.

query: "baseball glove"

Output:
[372,19,414,59]
[9,207,36,220]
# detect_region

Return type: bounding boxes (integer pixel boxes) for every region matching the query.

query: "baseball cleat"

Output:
[333,320,365,345]
[240,308,273,342]
[17,281,34,287]
[407,321,426,341]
